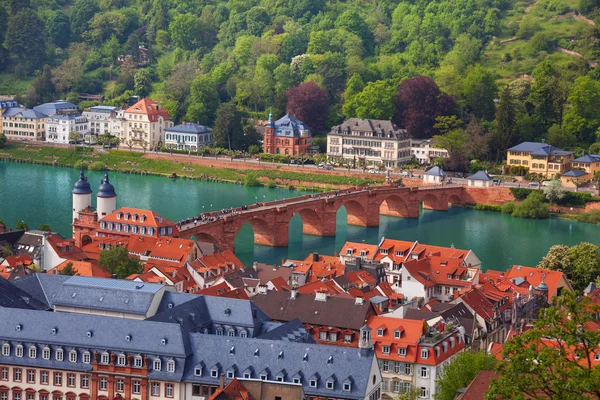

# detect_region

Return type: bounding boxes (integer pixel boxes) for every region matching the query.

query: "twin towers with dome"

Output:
[71,169,117,223]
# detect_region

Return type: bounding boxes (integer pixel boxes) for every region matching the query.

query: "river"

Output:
[2,161,599,270]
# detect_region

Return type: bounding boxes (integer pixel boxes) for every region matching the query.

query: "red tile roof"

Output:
[367,316,425,363]
[340,242,379,259]
[456,287,496,323]
[506,265,571,301]
[50,260,111,278]
[125,98,170,122]
[46,235,89,261]
[403,257,474,289]
[101,207,178,232]
[457,370,497,400]
[1,254,33,268]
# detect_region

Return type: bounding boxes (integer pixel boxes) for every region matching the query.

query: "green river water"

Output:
[2,161,599,270]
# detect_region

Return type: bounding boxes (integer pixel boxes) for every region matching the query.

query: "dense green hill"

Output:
[2,0,600,168]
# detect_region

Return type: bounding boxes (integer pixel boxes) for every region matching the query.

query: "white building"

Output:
[467,171,493,187]
[82,105,118,139]
[411,139,449,165]
[327,118,412,168]
[46,114,89,144]
[165,122,213,150]
[423,166,446,184]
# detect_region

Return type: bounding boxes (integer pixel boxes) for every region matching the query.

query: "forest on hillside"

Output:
[2,0,600,167]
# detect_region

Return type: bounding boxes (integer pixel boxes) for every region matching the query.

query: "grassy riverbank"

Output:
[0,144,383,189]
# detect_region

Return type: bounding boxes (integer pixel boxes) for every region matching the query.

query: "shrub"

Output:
[558,192,592,207]
[512,191,549,219]
[571,210,600,224]
[73,161,88,170]
[501,201,516,214]
[244,174,261,186]
[266,180,277,188]
[88,161,106,171]
[510,187,534,200]
[475,204,502,212]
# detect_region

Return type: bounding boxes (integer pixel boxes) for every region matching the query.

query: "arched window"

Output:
[15,345,23,358]
[153,358,161,371]
[134,356,143,368]
[42,347,51,360]
[101,352,110,364]
[55,348,63,361]
[28,346,36,359]
[69,350,77,363]
[82,352,90,364]
[1,343,9,356]
[166,360,175,373]
[117,354,126,366]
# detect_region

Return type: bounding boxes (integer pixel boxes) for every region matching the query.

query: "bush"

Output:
[501,201,516,214]
[243,174,261,186]
[475,204,502,212]
[266,180,277,188]
[510,187,534,200]
[512,191,549,219]
[73,161,88,170]
[571,210,600,224]
[558,192,592,207]
[88,161,106,171]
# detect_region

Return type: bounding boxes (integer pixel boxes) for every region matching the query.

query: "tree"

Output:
[26,65,55,106]
[547,124,576,150]
[464,119,490,160]
[394,76,456,139]
[59,263,78,276]
[334,10,373,52]
[37,224,51,231]
[342,73,365,118]
[69,132,82,144]
[528,60,571,128]
[46,11,71,48]
[543,180,565,204]
[286,81,329,133]
[164,60,200,104]
[98,245,142,279]
[212,102,244,151]
[52,57,84,94]
[537,242,600,292]
[248,144,260,155]
[134,69,153,98]
[462,65,498,121]
[487,292,600,399]
[246,7,270,36]
[346,80,396,120]
[185,74,220,125]
[563,76,600,145]
[0,134,6,149]
[15,221,29,231]
[435,351,497,400]
[5,9,46,75]
[494,86,517,155]
[70,0,100,40]
[512,191,549,219]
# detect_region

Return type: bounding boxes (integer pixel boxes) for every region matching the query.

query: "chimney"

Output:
[290,289,297,300]
[253,261,258,272]
[219,373,225,389]
[355,296,364,305]
[541,139,545,144]
[312,253,319,262]
[315,291,328,302]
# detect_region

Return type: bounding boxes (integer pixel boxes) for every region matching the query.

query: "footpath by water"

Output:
[2,161,600,270]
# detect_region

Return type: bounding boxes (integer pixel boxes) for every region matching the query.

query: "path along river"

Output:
[2,161,600,270]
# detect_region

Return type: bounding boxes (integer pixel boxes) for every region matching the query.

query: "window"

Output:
[116,379,124,392]
[326,381,334,389]
[382,361,389,372]
[13,368,21,381]
[99,377,107,390]
[445,286,450,295]
[377,329,384,336]
[329,332,337,341]
[240,330,247,338]
[148,383,159,397]
[117,354,126,366]
[27,370,35,383]
[28,346,36,359]
[319,331,327,341]
[404,364,412,375]
[69,350,77,363]
[133,381,141,394]
[54,372,62,386]
[310,380,317,388]
[394,330,402,339]
[67,373,75,387]
[81,375,89,388]
[15,345,23,358]
[12,393,19,400]
[134,356,143,367]
[0,368,6,380]
[42,347,50,360]
[420,367,428,378]
[392,380,401,393]
[420,387,427,398]
[2,344,9,356]
[293,377,300,384]
[211,369,218,378]
[55,348,63,361]
[216,327,223,336]
[165,384,174,398]
[228,371,235,379]
[398,347,407,356]
[167,360,175,372]
[153,358,161,371]
[421,349,428,359]
[40,371,49,384]
[382,345,390,354]
[83,352,90,364]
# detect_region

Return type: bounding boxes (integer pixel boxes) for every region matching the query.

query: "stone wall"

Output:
[463,187,515,205]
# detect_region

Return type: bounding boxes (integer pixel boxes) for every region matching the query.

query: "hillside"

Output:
[2,0,600,170]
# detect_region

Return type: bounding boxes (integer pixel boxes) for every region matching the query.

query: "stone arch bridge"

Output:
[179,185,469,251]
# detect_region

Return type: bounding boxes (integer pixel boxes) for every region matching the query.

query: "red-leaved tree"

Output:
[393,76,456,139]
[286,81,329,133]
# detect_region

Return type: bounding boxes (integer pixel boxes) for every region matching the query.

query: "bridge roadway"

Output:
[178,184,468,251]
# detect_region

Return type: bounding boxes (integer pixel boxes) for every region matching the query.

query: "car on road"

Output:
[541,181,551,187]
[368,169,378,174]
[529,181,540,188]
[318,162,325,168]
[492,178,501,184]
[324,165,334,170]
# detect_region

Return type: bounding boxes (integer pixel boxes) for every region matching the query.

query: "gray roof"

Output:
[329,118,407,139]
[258,319,315,343]
[89,105,117,113]
[2,107,47,119]
[468,171,493,181]
[166,122,212,135]
[573,154,600,163]
[12,273,71,308]
[0,276,48,310]
[182,334,377,399]
[222,269,259,288]
[562,169,588,177]
[33,101,78,117]
[271,113,310,137]
[157,291,198,314]
[508,142,573,156]
[424,166,446,176]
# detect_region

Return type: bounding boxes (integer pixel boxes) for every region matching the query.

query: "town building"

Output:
[506,141,574,178]
[423,166,446,184]
[410,139,449,165]
[368,315,465,399]
[504,265,573,302]
[263,113,311,156]
[1,108,47,141]
[467,171,493,187]
[122,98,172,149]
[165,123,214,151]
[0,99,19,135]
[13,230,89,271]
[562,153,600,187]
[33,101,79,117]
[82,106,118,141]
[46,114,89,145]
[327,118,411,168]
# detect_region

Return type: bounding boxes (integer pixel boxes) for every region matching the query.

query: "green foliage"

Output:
[512,191,549,219]
[501,201,516,214]
[537,243,600,292]
[487,292,600,399]
[15,220,29,230]
[243,173,261,187]
[475,204,502,212]
[59,262,77,276]
[435,351,497,400]
[88,161,106,171]
[98,246,143,279]
[463,65,498,121]
[37,224,51,231]
[510,187,534,200]
[5,8,46,75]
[248,145,260,155]
[542,180,565,204]
[0,133,6,149]
[345,80,395,120]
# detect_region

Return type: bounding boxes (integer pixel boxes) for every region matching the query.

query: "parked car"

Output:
[324,165,334,170]
[529,181,540,188]
[318,162,325,168]
[492,178,501,184]
[541,181,551,187]
[368,169,378,174]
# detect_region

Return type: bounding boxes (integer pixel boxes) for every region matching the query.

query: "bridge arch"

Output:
[380,195,410,217]
[236,217,282,247]
[192,233,220,247]
[421,193,441,210]
[295,208,330,236]
[448,194,462,206]
[341,199,368,226]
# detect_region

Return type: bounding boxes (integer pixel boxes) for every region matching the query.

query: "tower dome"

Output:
[97,173,117,198]
[72,168,92,195]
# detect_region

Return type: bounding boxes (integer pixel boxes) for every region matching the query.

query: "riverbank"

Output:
[0,143,384,191]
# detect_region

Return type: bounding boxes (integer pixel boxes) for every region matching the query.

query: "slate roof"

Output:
[468,171,493,181]
[258,318,315,343]
[508,142,572,156]
[562,169,588,177]
[0,276,48,310]
[33,101,78,116]
[572,154,600,163]
[166,122,212,134]
[183,334,378,399]
[272,113,310,137]
[156,291,198,313]
[329,118,407,139]
[12,273,71,308]
[251,291,374,330]
[424,166,446,176]
[2,107,47,119]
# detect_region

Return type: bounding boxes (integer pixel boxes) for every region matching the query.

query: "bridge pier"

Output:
[302,210,337,237]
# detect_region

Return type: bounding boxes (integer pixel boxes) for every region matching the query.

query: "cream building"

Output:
[1,108,47,141]
[411,139,449,165]
[122,98,172,149]
[506,141,573,178]
[327,118,412,168]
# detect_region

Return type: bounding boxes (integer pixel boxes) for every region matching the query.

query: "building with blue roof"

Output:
[165,122,213,151]
[33,100,78,117]
[507,141,574,178]
[46,114,89,145]
[423,166,446,184]
[263,112,312,156]
[467,170,493,187]
[1,107,47,141]
[561,152,600,188]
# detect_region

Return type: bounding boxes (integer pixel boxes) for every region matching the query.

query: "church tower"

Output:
[97,173,117,219]
[72,168,92,223]
[263,111,275,153]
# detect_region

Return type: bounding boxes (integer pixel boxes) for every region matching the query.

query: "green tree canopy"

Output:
[435,351,497,400]
[537,242,600,292]
[5,9,46,74]
[462,65,498,121]
[98,246,143,279]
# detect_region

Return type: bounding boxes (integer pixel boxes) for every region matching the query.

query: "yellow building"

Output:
[561,153,600,188]
[507,141,573,178]
[1,108,47,141]
[0,100,20,135]
[122,98,173,149]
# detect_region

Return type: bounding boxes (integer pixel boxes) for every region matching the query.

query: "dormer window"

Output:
[240,329,247,338]
[346,249,352,256]
[134,356,143,368]
[69,350,77,363]
[14,344,22,358]
[83,351,90,364]
[326,381,334,390]
[153,358,161,371]
[28,346,36,359]
[380,249,388,255]
[216,327,223,336]
[140,227,146,235]
[382,345,390,354]
[167,360,175,373]
[101,352,109,364]
[343,382,352,391]
[194,367,202,376]
[260,374,267,381]
[360,250,366,257]
[421,349,428,359]
[1,344,9,356]
[227,370,235,379]
[117,354,126,366]
[43,347,51,360]
[211,369,218,378]
[55,348,63,361]
[377,329,384,336]
[398,347,407,357]
[394,330,402,339]
[396,251,403,256]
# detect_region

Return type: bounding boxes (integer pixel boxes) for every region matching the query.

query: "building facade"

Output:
[165,123,213,151]
[0,100,19,135]
[410,140,448,165]
[122,99,172,150]
[327,119,411,168]
[506,141,574,178]
[1,109,47,141]
[46,115,89,145]
[82,106,119,141]
[263,113,311,156]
